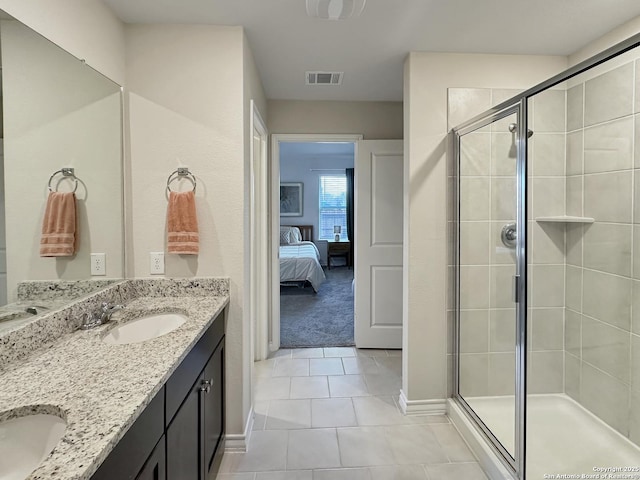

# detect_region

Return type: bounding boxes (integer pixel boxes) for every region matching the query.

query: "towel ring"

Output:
[48,168,78,193]
[167,167,196,193]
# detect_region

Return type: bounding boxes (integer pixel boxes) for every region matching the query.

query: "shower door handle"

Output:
[513,275,520,303]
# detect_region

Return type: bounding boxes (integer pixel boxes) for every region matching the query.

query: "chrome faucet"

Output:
[100,302,124,322]
[81,302,124,330]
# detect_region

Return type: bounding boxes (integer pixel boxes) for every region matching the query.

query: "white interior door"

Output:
[355,140,404,348]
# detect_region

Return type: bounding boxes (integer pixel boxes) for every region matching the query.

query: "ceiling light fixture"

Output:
[306,0,367,20]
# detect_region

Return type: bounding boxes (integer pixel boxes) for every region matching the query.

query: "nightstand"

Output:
[327,241,351,269]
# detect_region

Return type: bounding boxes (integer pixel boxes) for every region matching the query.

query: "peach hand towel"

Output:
[40,191,77,257]
[167,190,199,254]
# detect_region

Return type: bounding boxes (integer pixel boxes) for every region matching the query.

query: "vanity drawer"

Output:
[165,312,225,425]
[91,387,164,480]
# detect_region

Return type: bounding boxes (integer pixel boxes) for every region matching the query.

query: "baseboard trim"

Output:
[224,405,254,453]
[447,399,514,480]
[398,390,447,415]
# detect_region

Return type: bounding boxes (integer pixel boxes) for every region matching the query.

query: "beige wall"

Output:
[0,0,125,85]
[125,23,266,439]
[1,19,123,301]
[403,52,568,405]
[268,100,402,139]
[569,16,640,67]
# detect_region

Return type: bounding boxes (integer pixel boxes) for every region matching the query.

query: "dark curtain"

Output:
[345,168,355,267]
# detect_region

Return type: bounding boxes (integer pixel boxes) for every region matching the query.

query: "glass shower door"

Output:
[455,103,526,476]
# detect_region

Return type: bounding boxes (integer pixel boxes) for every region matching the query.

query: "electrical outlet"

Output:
[91,253,106,276]
[150,252,165,275]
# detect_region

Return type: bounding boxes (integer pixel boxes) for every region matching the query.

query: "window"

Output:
[319,175,349,240]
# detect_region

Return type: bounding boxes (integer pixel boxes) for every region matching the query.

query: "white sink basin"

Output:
[0,413,67,480]
[102,313,186,345]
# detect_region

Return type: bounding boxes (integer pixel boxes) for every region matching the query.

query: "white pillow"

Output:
[290,227,302,243]
[280,227,291,245]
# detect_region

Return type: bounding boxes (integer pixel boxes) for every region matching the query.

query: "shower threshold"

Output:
[450,394,640,480]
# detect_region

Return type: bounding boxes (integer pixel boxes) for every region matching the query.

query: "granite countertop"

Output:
[0,299,71,334]
[0,293,229,480]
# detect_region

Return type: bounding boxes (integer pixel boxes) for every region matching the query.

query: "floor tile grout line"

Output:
[427,421,455,464]
[254,352,447,477]
[333,426,345,469]
[421,463,430,480]
[283,428,290,472]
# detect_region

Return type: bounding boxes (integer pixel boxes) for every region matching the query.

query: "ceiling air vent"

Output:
[306,71,343,86]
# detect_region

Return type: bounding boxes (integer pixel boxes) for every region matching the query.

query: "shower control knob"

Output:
[501,223,517,248]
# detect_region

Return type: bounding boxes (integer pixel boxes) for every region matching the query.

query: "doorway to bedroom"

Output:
[278,140,355,348]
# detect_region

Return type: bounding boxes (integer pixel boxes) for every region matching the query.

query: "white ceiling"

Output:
[102,0,640,102]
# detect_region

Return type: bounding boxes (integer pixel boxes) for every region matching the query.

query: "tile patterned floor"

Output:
[218,348,488,480]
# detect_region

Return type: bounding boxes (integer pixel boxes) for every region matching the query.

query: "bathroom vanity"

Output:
[91,310,225,480]
[0,278,229,480]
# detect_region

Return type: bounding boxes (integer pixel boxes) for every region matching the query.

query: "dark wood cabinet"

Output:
[203,341,225,476]
[91,389,165,480]
[166,317,224,425]
[91,310,226,480]
[166,335,225,480]
[136,436,166,480]
[166,378,201,480]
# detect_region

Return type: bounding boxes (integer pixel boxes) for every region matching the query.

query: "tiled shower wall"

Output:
[449,57,640,445]
[526,89,567,395]
[563,59,640,443]
[448,87,567,398]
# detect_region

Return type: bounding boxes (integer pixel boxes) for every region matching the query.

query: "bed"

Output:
[280,225,326,293]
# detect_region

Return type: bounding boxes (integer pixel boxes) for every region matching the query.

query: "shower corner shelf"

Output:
[535,216,594,224]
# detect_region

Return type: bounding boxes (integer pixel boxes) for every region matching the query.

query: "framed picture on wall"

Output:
[280,182,303,216]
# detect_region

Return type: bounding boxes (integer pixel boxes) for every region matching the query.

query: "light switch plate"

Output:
[150,252,165,275]
[91,253,106,276]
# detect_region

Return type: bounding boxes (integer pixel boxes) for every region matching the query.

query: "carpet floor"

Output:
[280,267,354,348]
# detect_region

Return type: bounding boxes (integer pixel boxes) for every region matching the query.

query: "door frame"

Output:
[269,133,363,353]
[249,100,269,362]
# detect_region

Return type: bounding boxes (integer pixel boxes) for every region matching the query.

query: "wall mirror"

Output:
[0,9,124,334]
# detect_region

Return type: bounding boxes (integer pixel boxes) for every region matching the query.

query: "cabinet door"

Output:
[136,436,166,480]
[91,389,164,480]
[203,340,225,475]
[167,375,202,480]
